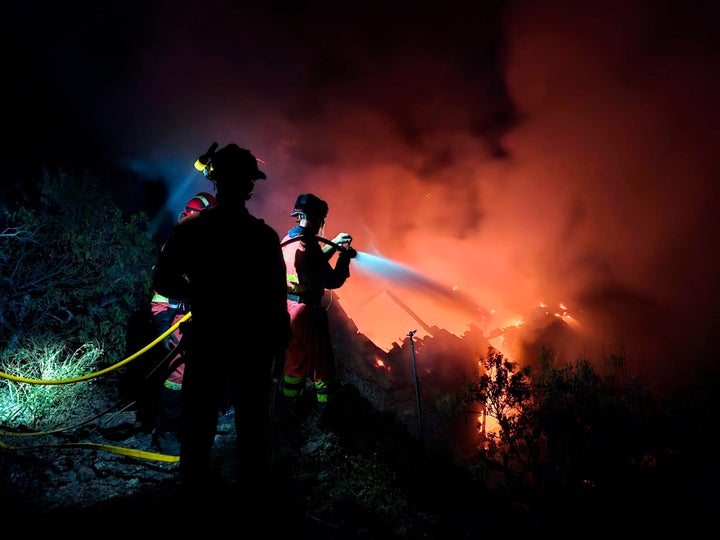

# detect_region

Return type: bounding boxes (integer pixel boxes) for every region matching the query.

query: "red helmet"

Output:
[179,192,216,220]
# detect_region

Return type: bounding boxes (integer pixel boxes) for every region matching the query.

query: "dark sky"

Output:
[4,0,720,387]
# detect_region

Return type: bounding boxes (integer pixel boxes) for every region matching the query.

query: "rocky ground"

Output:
[1,382,504,538]
[1,303,501,537]
[2,383,716,538]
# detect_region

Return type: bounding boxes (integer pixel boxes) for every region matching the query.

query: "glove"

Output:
[332,233,352,248]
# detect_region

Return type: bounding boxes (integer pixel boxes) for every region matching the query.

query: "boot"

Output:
[153,430,180,456]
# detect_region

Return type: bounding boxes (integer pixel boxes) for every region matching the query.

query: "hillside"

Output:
[1,297,716,537]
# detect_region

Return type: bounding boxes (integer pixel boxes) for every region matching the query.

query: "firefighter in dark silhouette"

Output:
[150,192,216,456]
[152,143,290,497]
[279,193,356,427]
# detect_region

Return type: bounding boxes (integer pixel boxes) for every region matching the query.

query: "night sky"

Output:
[4,0,720,388]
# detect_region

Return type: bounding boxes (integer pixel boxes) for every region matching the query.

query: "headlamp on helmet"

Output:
[194,142,219,178]
[194,142,267,183]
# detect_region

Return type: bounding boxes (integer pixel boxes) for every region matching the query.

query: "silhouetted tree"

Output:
[464,346,666,507]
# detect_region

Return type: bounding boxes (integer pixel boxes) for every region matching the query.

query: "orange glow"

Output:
[473,407,501,450]
[374,357,391,372]
[484,414,500,435]
[54,0,714,394]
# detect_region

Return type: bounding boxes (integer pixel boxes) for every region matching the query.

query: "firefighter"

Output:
[279,193,357,427]
[150,191,216,456]
[152,143,291,495]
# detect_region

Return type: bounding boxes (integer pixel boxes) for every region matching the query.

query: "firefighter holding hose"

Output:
[278,193,356,428]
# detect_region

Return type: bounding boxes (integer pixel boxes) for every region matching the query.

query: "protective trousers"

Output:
[180,331,273,485]
[282,300,336,406]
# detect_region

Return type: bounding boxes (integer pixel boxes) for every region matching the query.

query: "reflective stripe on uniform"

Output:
[151,292,181,309]
[195,193,211,208]
[315,380,329,403]
[282,374,305,398]
[164,380,182,391]
[286,276,312,296]
[152,292,171,303]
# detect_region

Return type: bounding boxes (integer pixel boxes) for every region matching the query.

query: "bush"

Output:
[0,340,103,431]
[0,168,157,364]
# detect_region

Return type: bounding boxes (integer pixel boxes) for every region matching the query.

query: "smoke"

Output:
[298,0,719,387]
[491,0,720,385]
[6,0,720,387]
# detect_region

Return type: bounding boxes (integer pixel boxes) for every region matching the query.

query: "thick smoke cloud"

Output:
[5,0,719,387]
[494,0,720,385]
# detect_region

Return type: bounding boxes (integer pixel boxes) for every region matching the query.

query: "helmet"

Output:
[197,143,266,182]
[179,191,216,220]
[290,193,328,220]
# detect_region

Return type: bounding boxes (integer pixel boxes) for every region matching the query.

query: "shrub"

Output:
[0,168,156,365]
[0,340,103,431]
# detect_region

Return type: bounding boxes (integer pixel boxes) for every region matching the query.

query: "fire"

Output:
[374,357,391,372]
[472,407,501,450]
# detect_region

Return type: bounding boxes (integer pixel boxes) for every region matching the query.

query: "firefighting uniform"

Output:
[281,225,353,410]
[150,293,188,440]
[149,193,216,454]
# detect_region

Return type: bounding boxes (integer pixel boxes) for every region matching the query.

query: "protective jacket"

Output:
[280,226,352,405]
[150,292,188,386]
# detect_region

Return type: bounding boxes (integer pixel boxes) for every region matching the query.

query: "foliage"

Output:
[463,348,536,478]
[293,429,434,538]
[0,340,103,431]
[531,349,663,492]
[0,168,157,364]
[463,346,666,502]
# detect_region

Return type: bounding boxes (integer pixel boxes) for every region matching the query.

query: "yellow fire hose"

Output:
[0,439,180,463]
[0,311,194,463]
[0,312,192,385]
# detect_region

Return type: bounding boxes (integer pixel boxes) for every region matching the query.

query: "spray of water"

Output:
[352,251,490,321]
